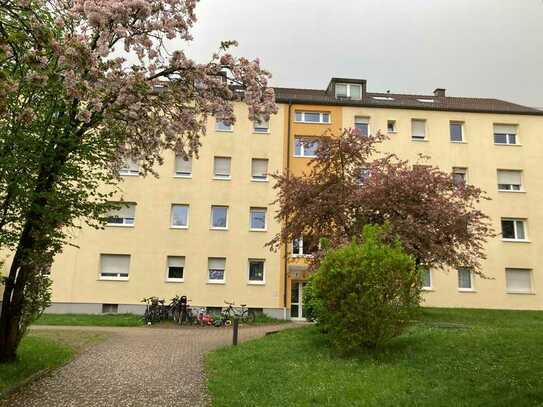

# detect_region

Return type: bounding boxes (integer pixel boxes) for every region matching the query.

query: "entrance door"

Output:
[290,281,307,320]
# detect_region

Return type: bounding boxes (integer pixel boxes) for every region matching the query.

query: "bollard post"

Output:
[233,318,239,346]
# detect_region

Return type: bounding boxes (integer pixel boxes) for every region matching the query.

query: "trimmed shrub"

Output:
[311,224,421,352]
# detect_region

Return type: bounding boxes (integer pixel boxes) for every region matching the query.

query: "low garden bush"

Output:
[311,224,421,352]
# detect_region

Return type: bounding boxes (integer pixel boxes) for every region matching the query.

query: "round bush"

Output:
[311,224,421,352]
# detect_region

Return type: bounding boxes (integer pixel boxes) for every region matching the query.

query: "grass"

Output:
[34,313,144,327]
[206,307,543,407]
[0,330,106,397]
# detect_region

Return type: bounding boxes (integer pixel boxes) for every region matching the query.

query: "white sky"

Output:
[181,0,543,107]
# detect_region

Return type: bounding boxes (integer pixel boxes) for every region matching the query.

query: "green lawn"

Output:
[0,330,106,397]
[206,308,543,407]
[34,313,144,327]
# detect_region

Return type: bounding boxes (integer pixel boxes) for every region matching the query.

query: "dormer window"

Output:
[335,83,362,100]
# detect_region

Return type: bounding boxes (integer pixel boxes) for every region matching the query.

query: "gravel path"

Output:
[2,323,299,407]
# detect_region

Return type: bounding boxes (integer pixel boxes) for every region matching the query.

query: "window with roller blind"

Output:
[505,268,533,294]
[251,158,268,181]
[497,170,523,191]
[100,254,130,280]
[411,119,427,140]
[354,116,370,136]
[208,257,226,283]
[106,203,136,226]
[174,155,192,177]
[166,256,185,282]
[213,156,231,179]
[119,158,140,176]
[494,124,518,145]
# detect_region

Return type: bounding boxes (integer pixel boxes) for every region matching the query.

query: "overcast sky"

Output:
[182,0,543,107]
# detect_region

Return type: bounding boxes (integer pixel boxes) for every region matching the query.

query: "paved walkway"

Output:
[2,323,299,407]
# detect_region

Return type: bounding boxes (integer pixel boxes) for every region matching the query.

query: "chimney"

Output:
[433,88,446,97]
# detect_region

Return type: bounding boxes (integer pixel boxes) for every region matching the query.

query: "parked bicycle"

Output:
[221,300,256,324]
[170,295,197,326]
[142,296,167,324]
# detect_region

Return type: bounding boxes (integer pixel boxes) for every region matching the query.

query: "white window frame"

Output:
[251,158,269,182]
[354,116,370,136]
[119,158,140,176]
[450,121,465,143]
[174,155,192,178]
[99,254,130,281]
[210,205,228,230]
[248,259,265,285]
[501,218,528,242]
[215,119,233,132]
[387,119,397,133]
[457,267,475,292]
[208,257,226,284]
[249,207,267,231]
[106,203,136,227]
[253,117,270,133]
[421,269,432,290]
[497,170,523,192]
[213,156,231,180]
[493,124,518,145]
[505,268,534,294]
[166,256,185,283]
[335,83,362,100]
[411,119,427,141]
[295,111,331,124]
[291,237,318,257]
[294,137,319,158]
[170,204,189,229]
[452,167,468,185]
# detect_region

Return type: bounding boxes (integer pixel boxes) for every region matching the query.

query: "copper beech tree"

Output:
[270,129,494,273]
[0,0,277,361]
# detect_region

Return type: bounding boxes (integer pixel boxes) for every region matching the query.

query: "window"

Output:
[497,170,522,191]
[494,124,517,145]
[457,267,473,290]
[119,158,139,176]
[166,256,185,281]
[452,167,468,186]
[411,119,426,140]
[501,218,527,241]
[292,236,319,256]
[171,204,189,228]
[213,156,231,179]
[387,120,397,133]
[250,207,267,231]
[102,304,118,314]
[106,203,136,226]
[211,206,228,229]
[294,137,319,157]
[251,158,268,181]
[175,156,192,177]
[335,83,362,100]
[450,122,464,142]
[421,269,432,289]
[215,119,232,132]
[100,254,130,280]
[208,257,225,283]
[354,117,369,136]
[248,259,265,283]
[253,116,269,133]
[506,268,533,294]
[295,111,330,124]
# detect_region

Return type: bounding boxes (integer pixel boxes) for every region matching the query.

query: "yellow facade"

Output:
[16,77,543,317]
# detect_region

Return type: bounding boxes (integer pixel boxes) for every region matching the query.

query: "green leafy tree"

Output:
[311,224,421,352]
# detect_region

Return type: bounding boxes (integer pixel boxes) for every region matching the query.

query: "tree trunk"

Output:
[0,224,36,362]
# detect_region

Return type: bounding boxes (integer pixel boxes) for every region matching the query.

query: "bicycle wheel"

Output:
[242,311,256,324]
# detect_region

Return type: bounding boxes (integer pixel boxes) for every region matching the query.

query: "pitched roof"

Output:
[274,87,543,116]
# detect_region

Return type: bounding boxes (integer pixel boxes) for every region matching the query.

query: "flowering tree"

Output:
[0,0,277,361]
[270,129,493,272]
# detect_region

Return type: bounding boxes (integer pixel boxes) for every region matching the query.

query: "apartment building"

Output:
[40,77,543,318]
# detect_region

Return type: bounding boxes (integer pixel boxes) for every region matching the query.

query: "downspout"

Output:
[283,100,292,313]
